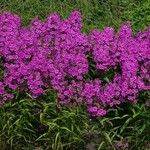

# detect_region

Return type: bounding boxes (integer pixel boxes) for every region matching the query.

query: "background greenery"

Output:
[0,0,150,149]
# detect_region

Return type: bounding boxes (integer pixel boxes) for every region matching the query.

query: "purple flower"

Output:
[0,11,149,117]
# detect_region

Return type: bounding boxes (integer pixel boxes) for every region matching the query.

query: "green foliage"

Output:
[0,0,150,149]
[0,0,149,32]
[0,91,150,149]
[0,98,39,149]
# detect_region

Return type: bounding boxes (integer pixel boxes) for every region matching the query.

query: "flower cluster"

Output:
[114,140,129,149]
[0,11,149,116]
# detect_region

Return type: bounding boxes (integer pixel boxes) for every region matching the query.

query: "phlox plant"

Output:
[0,11,150,118]
[0,90,150,150]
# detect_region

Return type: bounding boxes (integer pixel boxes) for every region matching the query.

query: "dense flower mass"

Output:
[0,11,149,116]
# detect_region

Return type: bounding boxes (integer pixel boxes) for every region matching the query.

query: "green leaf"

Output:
[120,118,132,133]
